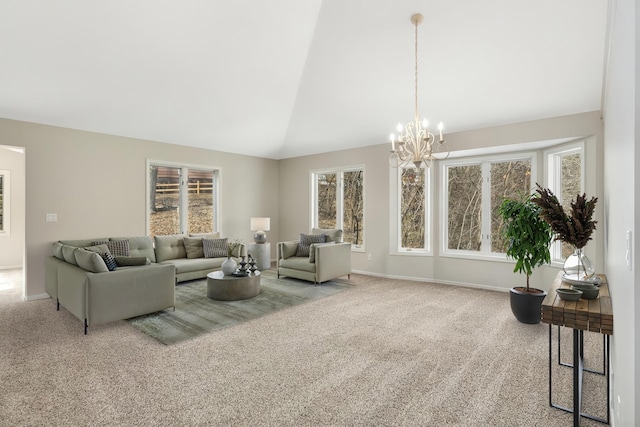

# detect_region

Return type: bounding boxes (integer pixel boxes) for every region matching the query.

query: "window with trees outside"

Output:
[545,142,584,263]
[0,170,8,236]
[312,167,364,248]
[148,163,218,237]
[442,154,535,257]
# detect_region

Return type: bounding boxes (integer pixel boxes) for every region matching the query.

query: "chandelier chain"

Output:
[414,18,419,121]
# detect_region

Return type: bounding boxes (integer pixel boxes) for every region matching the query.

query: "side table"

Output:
[541,271,613,426]
[247,242,271,270]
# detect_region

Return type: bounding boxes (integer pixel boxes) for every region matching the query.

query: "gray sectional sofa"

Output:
[46,233,245,334]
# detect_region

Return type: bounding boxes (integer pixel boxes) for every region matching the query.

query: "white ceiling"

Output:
[0,0,608,160]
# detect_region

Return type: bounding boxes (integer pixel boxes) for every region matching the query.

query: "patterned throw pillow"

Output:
[296,233,327,257]
[100,252,118,271]
[106,240,130,257]
[203,238,229,258]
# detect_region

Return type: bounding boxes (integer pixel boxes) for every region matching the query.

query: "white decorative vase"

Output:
[221,257,237,276]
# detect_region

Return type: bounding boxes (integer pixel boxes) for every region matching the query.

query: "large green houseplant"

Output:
[499,192,553,324]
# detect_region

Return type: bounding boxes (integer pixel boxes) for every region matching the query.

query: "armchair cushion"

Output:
[296,233,327,257]
[311,228,343,243]
[281,241,298,259]
[309,241,335,263]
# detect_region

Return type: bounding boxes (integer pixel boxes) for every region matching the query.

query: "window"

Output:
[389,164,431,254]
[312,167,364,248]
[0,170,9,236]
[148,162,218,237]
[442,153,535,257]
[545,142,584,262]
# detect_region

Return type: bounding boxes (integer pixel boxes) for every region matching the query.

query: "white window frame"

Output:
[0,170,10,236]
[440,152,537,261]
[389,164,433,256]
[310,165,365,251]
[146,160,220,236]
[543,140,585,265]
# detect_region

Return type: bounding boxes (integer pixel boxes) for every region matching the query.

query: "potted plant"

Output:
[531,183,598,279]
[499,192,553,324]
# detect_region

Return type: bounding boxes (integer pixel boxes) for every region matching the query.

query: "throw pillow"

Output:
[183,237,205,259]
[296,233,326,257]
[309,241,336,263]
[281,241,298,259]
[84,244,111,255]
[74,248,109,273]
[61,245,78,265]
[100,252,118,271]
[311,228,343,243]
[203,238,228,258]
[115,256,149,267]
[106,240,130,257]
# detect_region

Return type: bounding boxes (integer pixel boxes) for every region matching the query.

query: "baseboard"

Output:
[351,269,509,293]
[0,265,22,270]
[24,293,51,302]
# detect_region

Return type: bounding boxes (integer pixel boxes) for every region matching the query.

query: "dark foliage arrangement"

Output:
[532,183,598,249]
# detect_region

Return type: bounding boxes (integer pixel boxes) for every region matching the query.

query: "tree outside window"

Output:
[313,168,364,247]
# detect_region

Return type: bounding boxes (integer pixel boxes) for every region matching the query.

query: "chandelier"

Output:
[389,13,449,169]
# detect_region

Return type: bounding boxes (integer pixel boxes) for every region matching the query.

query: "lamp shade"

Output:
[250,217,270,231]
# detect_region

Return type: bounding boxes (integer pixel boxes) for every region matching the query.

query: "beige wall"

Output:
[0,118,279,299]
[0,146,25,268]
[279,111,604,292]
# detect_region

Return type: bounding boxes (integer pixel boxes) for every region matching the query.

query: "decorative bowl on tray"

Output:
[556,288,583,301]
[570,283,600,300]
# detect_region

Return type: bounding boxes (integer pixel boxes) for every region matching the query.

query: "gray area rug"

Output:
[126,270,353,345]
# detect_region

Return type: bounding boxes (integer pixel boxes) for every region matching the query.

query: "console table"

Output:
[541,271,612,426]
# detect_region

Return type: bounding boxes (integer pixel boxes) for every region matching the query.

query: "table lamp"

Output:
[250,217,270,244]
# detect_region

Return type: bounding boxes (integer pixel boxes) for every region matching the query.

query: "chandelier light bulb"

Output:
[423,119,429,129]
[397,123,403,133]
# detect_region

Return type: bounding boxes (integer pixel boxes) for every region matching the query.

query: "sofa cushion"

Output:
[61,245,78,265]
[158,257,225,274]
[183,237,205,259]
[154,234,187,262]
[74,248,110,273]
[309,241,336,263]
[279,256,317,273]
[115,256,149,267]
[100,252,118,271]
[110,237,155,263]
[105,240,130,257]
[60,238,109,247]
[311,228,343,243]
[52,242,64,260]
[296,234,326,257]
[281,241,298,259]
[189,232,220,239]
[203,238,228,258]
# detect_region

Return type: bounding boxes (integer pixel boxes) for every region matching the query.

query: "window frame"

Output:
[0,170,10,236]
[146,160,220,236]
[389,163,433,256]
[310,165,365,251]
[440,151,537,261]
[543,140,585,265]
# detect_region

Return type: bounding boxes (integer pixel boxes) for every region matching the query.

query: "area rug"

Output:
[126,270,353,345]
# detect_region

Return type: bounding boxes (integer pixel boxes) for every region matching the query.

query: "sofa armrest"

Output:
[315,242,352,283]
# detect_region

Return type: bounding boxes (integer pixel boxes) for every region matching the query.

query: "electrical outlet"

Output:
[367,254,373,261]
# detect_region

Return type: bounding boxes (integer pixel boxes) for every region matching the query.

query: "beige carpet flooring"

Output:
[0,268,609,426]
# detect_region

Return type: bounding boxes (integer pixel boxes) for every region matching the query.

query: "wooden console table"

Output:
[542,271,613,426]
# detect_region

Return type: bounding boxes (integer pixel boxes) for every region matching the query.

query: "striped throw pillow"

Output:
[296,233,326,257]
[203,238,229,258]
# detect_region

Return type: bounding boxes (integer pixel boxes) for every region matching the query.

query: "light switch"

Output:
[46,213,57,222]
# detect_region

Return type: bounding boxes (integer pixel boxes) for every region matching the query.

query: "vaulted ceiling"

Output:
[0,1,608,159]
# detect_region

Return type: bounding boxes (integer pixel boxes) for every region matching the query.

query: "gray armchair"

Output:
[277,228,351,284]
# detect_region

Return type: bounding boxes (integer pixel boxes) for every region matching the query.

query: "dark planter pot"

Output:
[509,287,547,324]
